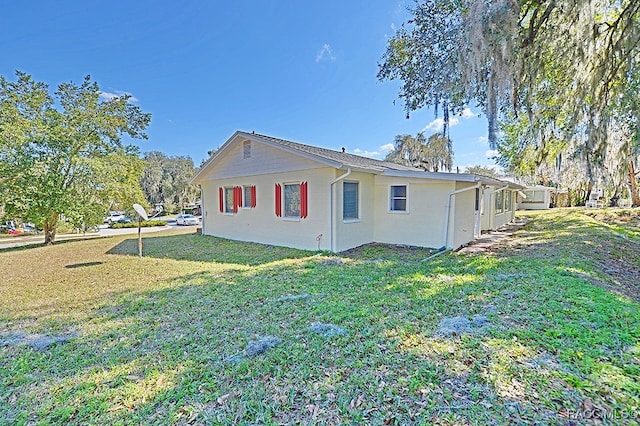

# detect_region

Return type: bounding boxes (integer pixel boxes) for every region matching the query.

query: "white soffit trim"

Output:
[381,169,479,182]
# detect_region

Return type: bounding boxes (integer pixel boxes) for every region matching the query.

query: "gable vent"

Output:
[243,140,251,159]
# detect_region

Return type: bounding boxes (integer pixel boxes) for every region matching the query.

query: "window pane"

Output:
[243,186,251,207]
[390,185,407,211]
[343,182,358,219]
[391,185,406,197]
[495,191,503,213]
[523,190,545,203]
[392,198,406,211]
[225,187,234,213]
[284,184,300,217]
[505,191,512,211]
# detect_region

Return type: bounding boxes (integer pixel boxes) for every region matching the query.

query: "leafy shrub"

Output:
[110,220,167,229]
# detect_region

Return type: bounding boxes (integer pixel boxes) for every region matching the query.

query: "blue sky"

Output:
[1,1,497,169]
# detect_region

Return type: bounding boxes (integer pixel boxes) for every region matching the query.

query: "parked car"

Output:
[117,216,135,224]
[105,212,125,223]
[176,214,199,226]
[22,223,39,233]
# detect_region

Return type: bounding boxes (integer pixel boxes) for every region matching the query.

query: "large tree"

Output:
[379,0,640,183]
[0,72,151,244]
[385,132,454,172]
[464,165,501,178]
[140,151,198,214]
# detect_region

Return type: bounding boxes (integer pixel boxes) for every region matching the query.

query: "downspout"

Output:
[329,168,352,252]
[442,182,481,250]
[199,184,205,235]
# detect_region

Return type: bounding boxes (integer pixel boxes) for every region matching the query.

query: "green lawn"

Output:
[1,209,639,425]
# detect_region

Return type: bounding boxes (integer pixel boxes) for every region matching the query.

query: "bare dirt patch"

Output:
[0,331,77,350]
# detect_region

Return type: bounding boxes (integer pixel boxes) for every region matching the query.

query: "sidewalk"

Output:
[458,218,528,253]
[0,225,173,250]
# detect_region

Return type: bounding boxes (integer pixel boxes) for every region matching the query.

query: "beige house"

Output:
[516,186,554,210]
[191,131,523,252]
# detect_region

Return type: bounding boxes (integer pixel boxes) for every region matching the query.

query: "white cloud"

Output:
[422,108,477,133]
[423,117,460,132]
[99,90,139,103]
[485,149,499,158]
[477,136,489,146]
[315,44,336,63]
[380,143,395,152]
[352,143,396,159]
[460,108,475,118]
[353,148,381,158]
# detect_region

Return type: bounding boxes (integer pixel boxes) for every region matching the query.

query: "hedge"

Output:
[109,220,167,229]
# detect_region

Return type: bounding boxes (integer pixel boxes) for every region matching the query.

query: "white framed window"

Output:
[523,190,545,203]
[243,186,252,208]
[284,183,300,218]
[495,190,504,214]
[390,185,407,212]
[343,181,359,220]
[505,191,512,211]
[224,187,236,214]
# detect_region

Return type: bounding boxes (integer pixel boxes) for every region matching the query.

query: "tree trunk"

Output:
[43,227,56,245]
[629,161,640,207]
[43,214,58,245]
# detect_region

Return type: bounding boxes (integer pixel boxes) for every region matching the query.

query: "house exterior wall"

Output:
[450,182,478,249]
[372,176,458,249]
[332,171,376,252]
[201,167,334,251]
[199,138,323,181]
[517,188,552,210]
[483,186,517,230]
[481,188,492,231]
[199,140,337,251]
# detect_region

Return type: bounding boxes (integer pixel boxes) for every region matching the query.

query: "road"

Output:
[0,219,199,250]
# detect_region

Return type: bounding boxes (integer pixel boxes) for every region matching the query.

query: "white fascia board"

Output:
[380,169,479,183]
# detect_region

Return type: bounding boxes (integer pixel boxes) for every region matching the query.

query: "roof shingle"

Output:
[246,132,418,172]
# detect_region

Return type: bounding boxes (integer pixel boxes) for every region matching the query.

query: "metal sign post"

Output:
[133,204,149,258]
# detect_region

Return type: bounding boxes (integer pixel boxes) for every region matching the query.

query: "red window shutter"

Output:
[219,187,224,213]
[251,185,256,208]
[300,181,308,218]
[275,184,282,217]
[233,186,240,213]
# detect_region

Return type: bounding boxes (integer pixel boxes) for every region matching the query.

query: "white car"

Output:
[105,212,125,223]
[176,214,199,226]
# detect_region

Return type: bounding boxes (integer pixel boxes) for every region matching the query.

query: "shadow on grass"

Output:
[65,261,103,269]
[106,233,315,266]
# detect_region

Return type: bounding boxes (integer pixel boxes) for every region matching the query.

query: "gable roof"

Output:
[250,132,417,172]
[192,131,524,189]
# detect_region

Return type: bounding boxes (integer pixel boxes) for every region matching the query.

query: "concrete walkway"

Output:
[458,218,528,253]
